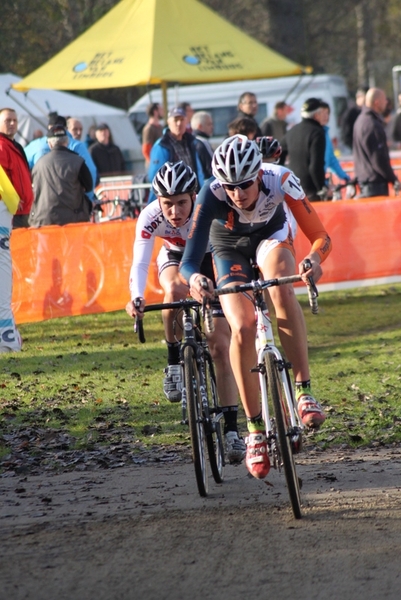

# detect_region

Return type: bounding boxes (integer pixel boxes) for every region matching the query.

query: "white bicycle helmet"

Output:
[212,134,262,184]
[152,161,198,197]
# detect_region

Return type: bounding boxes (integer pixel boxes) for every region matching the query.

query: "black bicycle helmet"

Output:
[256,136,282,162]
[212,135,262,184]
[152,161,198,197]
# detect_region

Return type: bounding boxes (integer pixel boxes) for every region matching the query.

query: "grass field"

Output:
[1,283,401,472]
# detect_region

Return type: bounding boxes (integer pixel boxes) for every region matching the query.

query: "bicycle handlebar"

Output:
[213,270,319,314]
[142,299,202,313]
[213,274,301,296]
[134,272,319,344]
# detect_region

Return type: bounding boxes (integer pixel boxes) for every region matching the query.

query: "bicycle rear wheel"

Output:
[184,345,208,497]
[204,353,224,483]
[265,353,302,519]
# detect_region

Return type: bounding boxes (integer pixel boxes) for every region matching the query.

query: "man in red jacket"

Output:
[0,108,34,228]
[0,107,30,353]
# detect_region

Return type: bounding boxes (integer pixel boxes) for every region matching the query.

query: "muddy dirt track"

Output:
[1,446,401,600]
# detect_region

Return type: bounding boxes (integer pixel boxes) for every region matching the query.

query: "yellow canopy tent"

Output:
[12,0,307,110]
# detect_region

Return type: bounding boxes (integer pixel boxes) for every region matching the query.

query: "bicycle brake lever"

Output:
[200,278,215,333]
[302,259,319,315]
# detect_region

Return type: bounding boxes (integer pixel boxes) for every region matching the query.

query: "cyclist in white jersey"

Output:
[126,161,245,463]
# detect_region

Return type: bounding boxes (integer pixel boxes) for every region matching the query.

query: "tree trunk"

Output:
[355,1,371,88]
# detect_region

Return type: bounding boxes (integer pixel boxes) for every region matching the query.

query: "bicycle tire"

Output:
[184,345,208,497]
[265,353,302,519]
[204,354,224,483]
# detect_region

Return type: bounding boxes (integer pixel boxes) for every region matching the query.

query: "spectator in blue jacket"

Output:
[318,102,350,185]
[24,113,97,201]
[147,106,204,202]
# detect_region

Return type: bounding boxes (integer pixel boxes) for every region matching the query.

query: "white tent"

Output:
[1,73,142,164]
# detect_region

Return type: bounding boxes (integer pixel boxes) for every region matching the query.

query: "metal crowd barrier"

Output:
[94,175,152,222]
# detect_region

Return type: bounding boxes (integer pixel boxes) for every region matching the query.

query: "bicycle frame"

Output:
[251,282,303,444]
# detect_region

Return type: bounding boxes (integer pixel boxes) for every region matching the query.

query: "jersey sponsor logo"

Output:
[188,204,201,239]
[300,197,312,214]
[163,236,186,248]
[211,181,222,192]
[141,213,164,237]
[320,236,331,255]
[230,264,243,272]
[258,203,275,219]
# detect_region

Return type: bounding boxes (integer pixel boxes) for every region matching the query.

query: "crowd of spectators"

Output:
[2,82,401,354]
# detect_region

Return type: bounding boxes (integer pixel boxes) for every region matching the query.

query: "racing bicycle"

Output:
[135,298,224,498]
[209,260,318,519]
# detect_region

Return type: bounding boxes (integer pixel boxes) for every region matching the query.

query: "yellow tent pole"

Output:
[161,81,168,119]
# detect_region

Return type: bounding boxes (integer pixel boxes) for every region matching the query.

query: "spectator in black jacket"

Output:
[280,98,327,201]
[340,88,367,152]
[260,101,290,142]
[89,123,126,180]
[353,87,399,197]
[191,111,214,179]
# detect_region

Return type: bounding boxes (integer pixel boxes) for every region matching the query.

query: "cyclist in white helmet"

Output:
[180,136,332,479]
[126,161,245,464]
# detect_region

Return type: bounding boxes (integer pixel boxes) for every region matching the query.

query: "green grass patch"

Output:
[1,284,401,472]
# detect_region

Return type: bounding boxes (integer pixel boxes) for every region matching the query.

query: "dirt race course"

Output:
[1,446,401,600]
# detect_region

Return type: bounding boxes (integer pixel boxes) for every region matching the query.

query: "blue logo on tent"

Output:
[183,55,200,66]
[73,62,88,73]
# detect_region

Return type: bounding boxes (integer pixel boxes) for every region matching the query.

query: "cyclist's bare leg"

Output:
[159,265,188,343]
[206,317,238,407]
[260,246,310,382]
[218,287,261,419]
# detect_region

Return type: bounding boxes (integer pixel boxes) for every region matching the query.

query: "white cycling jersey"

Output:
[129,199,209,299]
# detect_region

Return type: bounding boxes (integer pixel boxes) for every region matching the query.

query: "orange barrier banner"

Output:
[11,221,163,324]
[10,196,401,324]
[294,196,401,283]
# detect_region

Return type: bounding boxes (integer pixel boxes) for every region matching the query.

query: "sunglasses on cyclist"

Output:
[222,179,256,192]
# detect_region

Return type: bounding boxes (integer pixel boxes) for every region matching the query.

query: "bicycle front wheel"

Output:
[184,346,208,497]
[265,353,302,519]
[204,353,224,483]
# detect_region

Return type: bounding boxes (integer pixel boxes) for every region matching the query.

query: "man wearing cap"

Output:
[280,98,327,201]
[89,123,126,178]
[29,125,93,227]
[147,106,205,202]
[24,113,97,202]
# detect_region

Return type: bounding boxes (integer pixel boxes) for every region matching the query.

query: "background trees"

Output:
[2,0,401,110]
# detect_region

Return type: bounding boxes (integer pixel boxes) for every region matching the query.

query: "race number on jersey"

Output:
[281,171,305,201]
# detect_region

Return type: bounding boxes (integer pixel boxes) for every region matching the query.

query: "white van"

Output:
[129,74,349,149]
